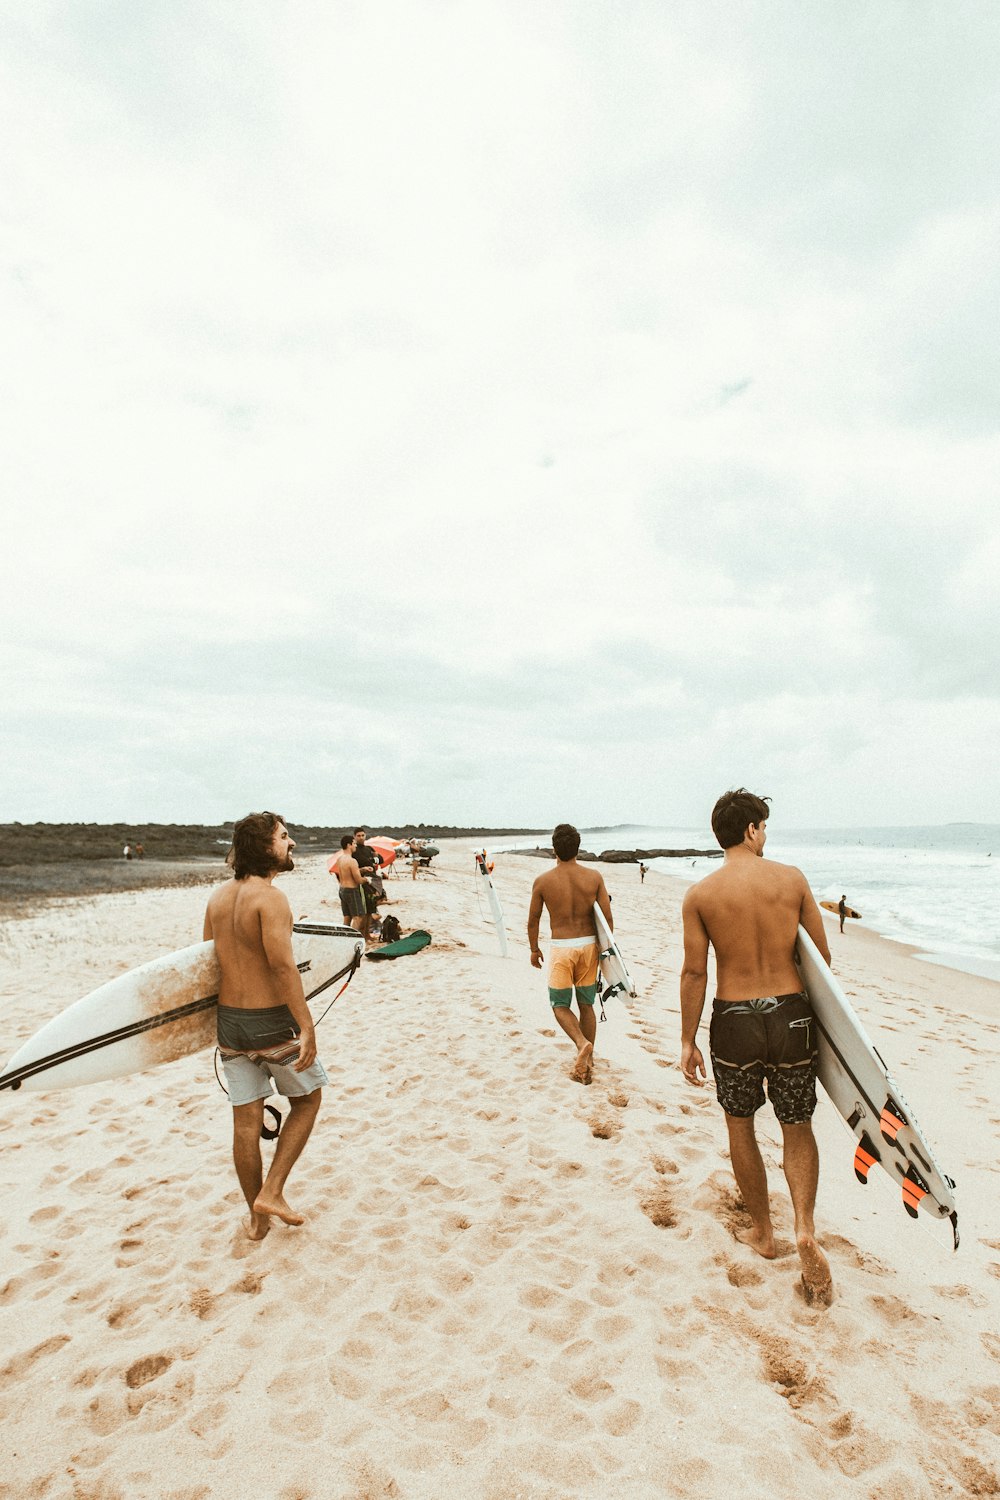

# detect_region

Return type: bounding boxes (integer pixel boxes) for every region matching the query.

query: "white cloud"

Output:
[2,1,998,823]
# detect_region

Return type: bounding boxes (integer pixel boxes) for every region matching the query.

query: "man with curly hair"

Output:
[204,812,326,1240]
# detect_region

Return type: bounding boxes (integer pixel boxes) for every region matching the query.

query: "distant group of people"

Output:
[122,841,144,860]
[330,829,381,942]
[205,792,835,1305]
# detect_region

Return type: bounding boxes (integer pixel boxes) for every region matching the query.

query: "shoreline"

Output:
[644,858,1000,1004]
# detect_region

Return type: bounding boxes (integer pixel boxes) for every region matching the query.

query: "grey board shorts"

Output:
[708,992,818,1125]
[217,1003,328,1107]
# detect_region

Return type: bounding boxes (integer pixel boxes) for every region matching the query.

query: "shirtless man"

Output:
[680,789,834,1307]
[332,834,366,934]
[527,823,612,1084]
[204,812,327,1240]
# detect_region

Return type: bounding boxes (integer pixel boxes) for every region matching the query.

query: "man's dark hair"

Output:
[228,811,287,880]
[552,823,581,862]
[711,789,771,849]
[340,834,355,849]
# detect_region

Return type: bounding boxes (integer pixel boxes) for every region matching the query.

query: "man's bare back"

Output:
[205,879,299,1011]
[530,860,610,940]
[685,857,828,1000]
[333,851,363,888]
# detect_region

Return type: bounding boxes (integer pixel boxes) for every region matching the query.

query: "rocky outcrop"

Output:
[507,846,720,863]
[599,848,721,862]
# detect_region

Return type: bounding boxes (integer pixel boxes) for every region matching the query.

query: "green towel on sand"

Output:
[366,930,432,961]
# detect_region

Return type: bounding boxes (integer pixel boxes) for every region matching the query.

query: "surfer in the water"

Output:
[204,812,327,1240]
[679,789,834,1307]
[527,823,613,1085]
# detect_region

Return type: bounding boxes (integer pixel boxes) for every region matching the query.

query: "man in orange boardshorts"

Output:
[527,823,613,1085]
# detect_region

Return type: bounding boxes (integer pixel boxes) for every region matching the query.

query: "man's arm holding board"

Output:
[595,873,613,931]
[527,879,544,969]
[259,889,316,1071]
[797,874,832,967]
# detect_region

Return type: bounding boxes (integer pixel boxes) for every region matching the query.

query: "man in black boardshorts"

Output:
[679,789,834,1307]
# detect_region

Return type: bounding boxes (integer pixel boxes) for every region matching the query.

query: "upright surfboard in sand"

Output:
[796,925,958,1248]
[0,923,362,1094]
[474,852,508,956]
[593,903,637,1001]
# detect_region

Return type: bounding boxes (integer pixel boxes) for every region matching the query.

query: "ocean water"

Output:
[551,824,1000,982]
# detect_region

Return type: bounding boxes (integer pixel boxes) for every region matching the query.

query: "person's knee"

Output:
[233,1103,264,1140]
[724,1111,758,1141]
[290,1088,321,1116]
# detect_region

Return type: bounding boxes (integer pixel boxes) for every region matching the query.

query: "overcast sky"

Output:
[3,2,999,830]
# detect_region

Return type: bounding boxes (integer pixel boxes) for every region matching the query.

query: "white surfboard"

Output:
[593,903,637,1000]
[0,923,363,1094]
[796,925,958,1248]
[475,851,508,956]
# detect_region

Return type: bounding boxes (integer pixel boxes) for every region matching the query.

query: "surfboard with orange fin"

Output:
[796,925,958,1249]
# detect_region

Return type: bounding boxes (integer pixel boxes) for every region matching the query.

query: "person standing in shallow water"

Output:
[204,812,327,1241]
[527,823,612,1085]
[679,789,834,1307]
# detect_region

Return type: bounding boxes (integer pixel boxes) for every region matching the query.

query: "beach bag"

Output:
[379,914,402,944]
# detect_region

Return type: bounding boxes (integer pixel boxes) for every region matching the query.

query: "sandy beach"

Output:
[1,841,999,1500]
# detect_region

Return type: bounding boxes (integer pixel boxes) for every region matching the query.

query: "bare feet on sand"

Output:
[246,1213,271,1241]
[252,1191,305,1227]
[735,1224,778,1259]
[797,1234,834,1307]
[572,1041,594,1084]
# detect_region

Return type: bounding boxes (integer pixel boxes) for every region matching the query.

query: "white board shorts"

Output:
[221,1052,329,1107]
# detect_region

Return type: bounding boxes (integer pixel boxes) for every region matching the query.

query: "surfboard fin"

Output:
[853,1132,879,1184]
[879,1098,909,1149]
[901,1164,929,1218]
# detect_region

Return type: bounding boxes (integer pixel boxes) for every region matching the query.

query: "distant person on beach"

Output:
[353,828,377,941]
[679,789,834,1307]
[135,842,144,860]
[838,895,847,933]
[123,843,132,861]
[527,823,613,1085]
[639,862,648,884]
[332,835,366,934]
[204,812,326,1240]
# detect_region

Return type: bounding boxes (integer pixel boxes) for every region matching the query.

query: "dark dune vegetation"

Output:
[0,823,545,911]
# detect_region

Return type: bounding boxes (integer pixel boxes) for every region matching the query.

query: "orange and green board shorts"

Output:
[548,937,599,1008]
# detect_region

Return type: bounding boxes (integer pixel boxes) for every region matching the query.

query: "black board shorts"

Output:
[709,992,818,1125]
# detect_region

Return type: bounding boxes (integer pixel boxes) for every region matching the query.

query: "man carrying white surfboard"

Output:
[204,812,327,1241]
[527,823,613,1085]
[680,789,834,1307]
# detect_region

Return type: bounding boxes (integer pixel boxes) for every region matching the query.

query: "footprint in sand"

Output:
[640,1184,679,1229]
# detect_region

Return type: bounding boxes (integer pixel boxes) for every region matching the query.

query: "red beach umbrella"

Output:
[368,837,397,866]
